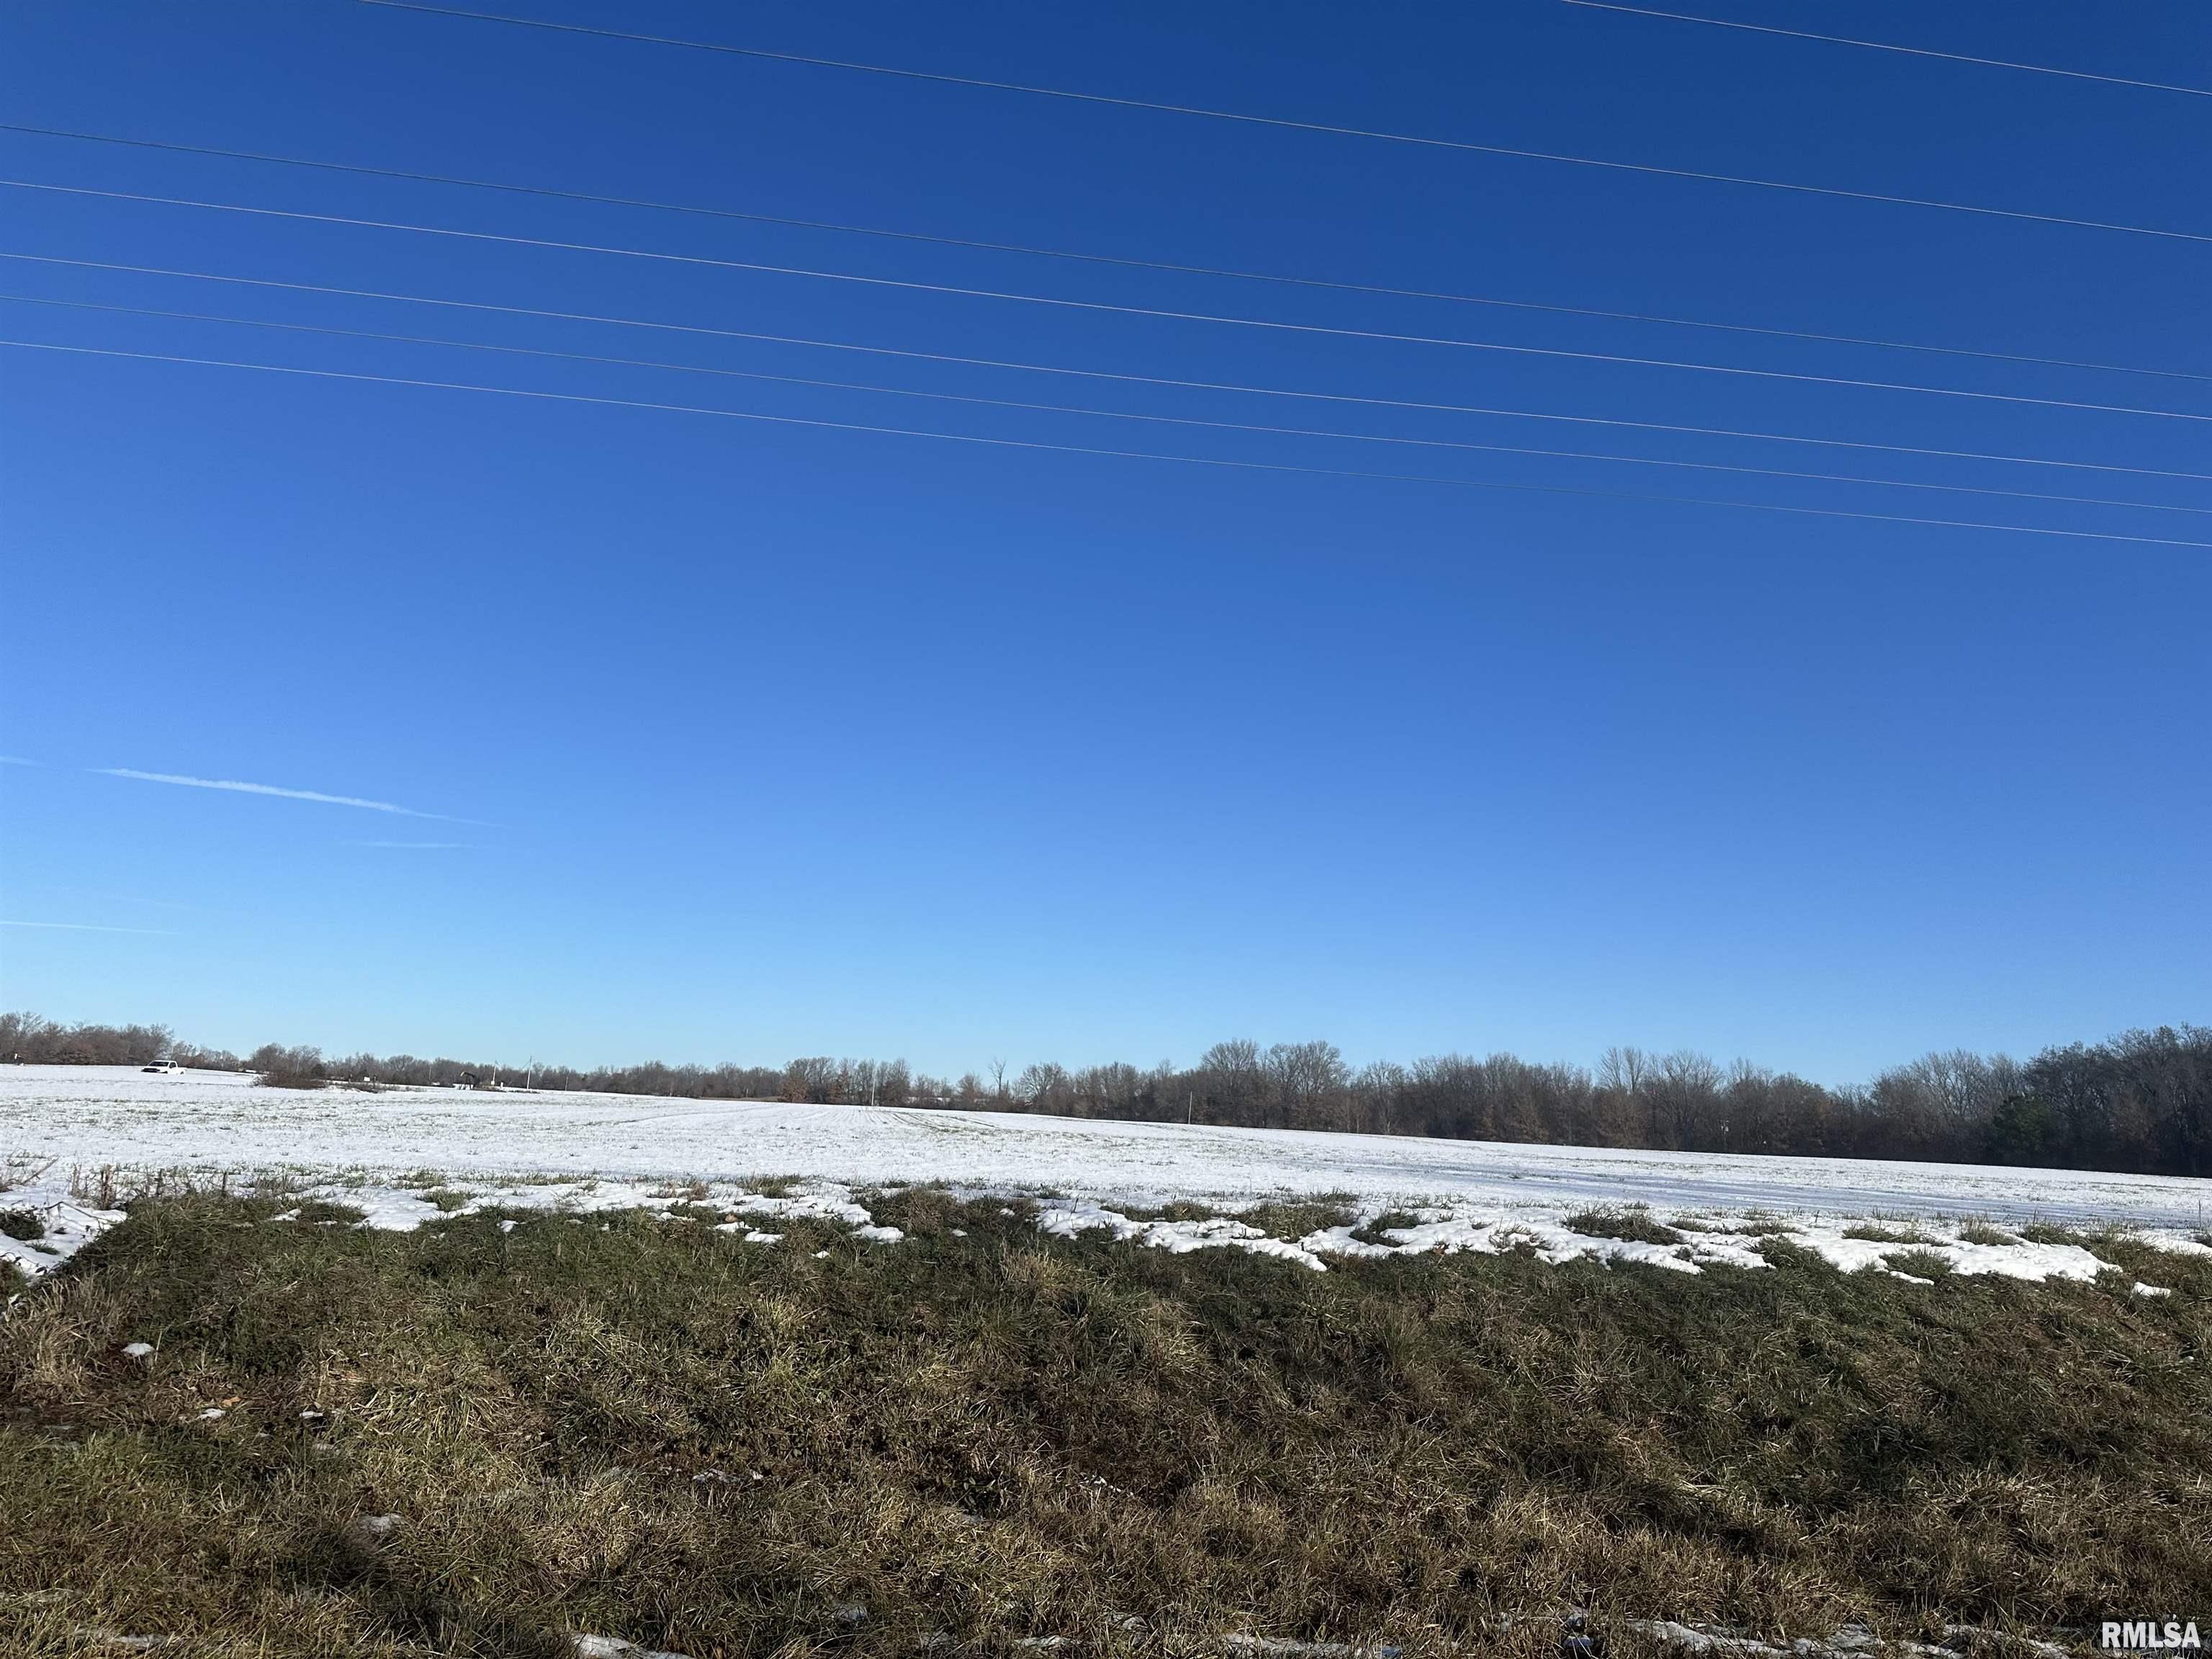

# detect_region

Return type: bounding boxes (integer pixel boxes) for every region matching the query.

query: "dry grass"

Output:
[1348,1209,1424,1246]
[1954,1223,2018,1248]
[1235,1196,1358,1238]
[293,1199,369,1226]
[2016,1223,2093,1248]
[1565,1206,1685,1246]
[1881,1248,1956,1282]
[1842,1223,1927,1245]
[0,1191,2207,1657]
[1,1155,55,1195]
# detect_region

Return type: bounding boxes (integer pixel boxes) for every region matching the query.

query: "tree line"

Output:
[4,1010,2205,1177]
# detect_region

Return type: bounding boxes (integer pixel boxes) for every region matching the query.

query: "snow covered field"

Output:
[4,1065,2206,1286]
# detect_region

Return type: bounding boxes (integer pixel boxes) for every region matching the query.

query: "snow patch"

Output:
[1038,1203,1328,1271]
[1036,1200,2196,1287]
[0,1197,125,1280]
[572,1637,688,1659]
[11,1064,2209,1236]
[4,1068,2207,1292]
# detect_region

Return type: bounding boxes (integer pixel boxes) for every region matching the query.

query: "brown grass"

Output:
[0,1191,2206,1656]
[1842,1223,1926,1245]
[1954,1223,2018,1248]
[1565,1206,1686,1246]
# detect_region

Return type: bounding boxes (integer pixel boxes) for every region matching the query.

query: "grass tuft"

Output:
[1843,1223,1925,1244]
[291,1199,367,1226]
[1883,1248,1956,1281]
[1955,1221,2018,1246]
[1565,1206,1685,1246]
[1236,1197,1357,1238]
[0,1208,45,1243]
[1349,1210,1421,1246]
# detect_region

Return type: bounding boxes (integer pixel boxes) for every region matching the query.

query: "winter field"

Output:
[7,1065,2212,1655]
[5,1064,2207,1288]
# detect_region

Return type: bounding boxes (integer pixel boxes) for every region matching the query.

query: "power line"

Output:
[13,334,2208,548]
[6,122,2200,387]
[14,251,2211,487]
[17,291,2200,518]
[349,0,2212,246]
[16,178,2212,426]
[1557,1,2212,100]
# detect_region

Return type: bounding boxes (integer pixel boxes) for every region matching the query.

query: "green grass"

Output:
[0,1209,45,1243]
[1,1193,2208,1657]
[416,1188,473,1214]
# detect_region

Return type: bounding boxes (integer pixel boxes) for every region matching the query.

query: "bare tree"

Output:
[1265,1040,1347,1128]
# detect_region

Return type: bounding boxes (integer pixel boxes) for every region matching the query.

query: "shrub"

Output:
[251,1043,328,1090]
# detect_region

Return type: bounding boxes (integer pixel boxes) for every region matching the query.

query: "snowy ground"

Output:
[4,1065,2207,1287]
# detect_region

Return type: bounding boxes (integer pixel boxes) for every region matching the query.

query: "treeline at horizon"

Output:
[4,1010,2206,1179]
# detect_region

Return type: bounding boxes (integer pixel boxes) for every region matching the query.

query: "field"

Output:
[4,1067,2210,1656]
[7,1065,2211,1226]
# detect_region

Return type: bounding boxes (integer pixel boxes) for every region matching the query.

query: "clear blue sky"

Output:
[1,0,2206,1082]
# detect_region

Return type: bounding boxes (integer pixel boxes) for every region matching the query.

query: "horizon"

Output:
[6,1006,2201,1100]
[4,0,2208,1079]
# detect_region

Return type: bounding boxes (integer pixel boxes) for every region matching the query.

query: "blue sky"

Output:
[2,0,2206,1081]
